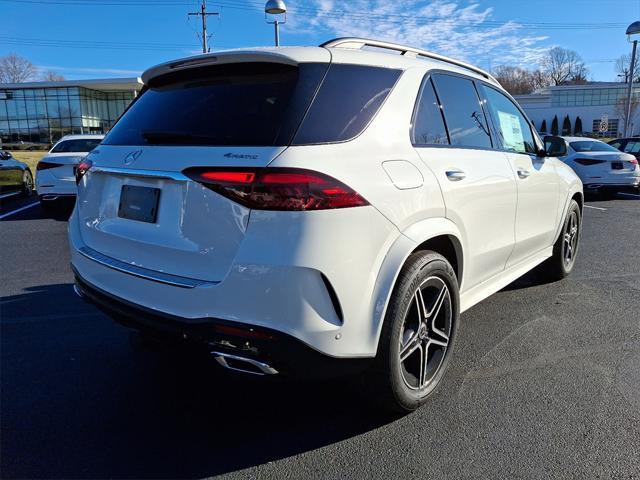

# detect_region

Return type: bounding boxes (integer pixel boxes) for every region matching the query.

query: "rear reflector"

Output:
[575,158,606,166]
[36,161,63,171]
[183,167,369,211]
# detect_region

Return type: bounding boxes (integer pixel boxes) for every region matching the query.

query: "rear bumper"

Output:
[73,270,371,378]
[36,171,77,197]
[68,201,400,358]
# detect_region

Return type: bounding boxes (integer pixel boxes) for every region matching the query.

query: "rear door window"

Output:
[293,64,401,144]
[431,74,492,149]
[412,77,449,146]
[480,85,536,154]
[623,141,640,153]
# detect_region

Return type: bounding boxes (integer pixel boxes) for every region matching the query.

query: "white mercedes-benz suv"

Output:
[69,38,583,411]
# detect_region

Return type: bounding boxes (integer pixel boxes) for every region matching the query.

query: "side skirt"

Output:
[459,246,552,313]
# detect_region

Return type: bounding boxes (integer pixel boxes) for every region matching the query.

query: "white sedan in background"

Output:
[36,134,104,211]
[545,136,639,192]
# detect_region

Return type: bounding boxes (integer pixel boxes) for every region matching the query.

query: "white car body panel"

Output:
[68,45,583,361]
[556,136,639,188]
[36,134,104,198]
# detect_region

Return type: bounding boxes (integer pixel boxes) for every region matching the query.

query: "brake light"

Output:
[75,159,93,184]
[183,167,369,211]
[574,158,606,166]
[630,158,638,166]
[36,161,63,171]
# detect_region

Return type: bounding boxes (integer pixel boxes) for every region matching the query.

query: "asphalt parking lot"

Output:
[1,192,639,479]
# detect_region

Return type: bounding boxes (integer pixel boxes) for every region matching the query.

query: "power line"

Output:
[188,0,219,53]
[0,0,630,30]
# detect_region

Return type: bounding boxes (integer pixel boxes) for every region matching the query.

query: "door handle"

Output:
[517,169,531,179]
[445,170,466,181]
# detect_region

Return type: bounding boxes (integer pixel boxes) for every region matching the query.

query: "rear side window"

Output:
[51,139,101,153]
[624,141,640,153]
[293,64,401,144]
[104,62,328,147]
[412,77,449,146]
[432,74,492,149]
[480,85,536,154]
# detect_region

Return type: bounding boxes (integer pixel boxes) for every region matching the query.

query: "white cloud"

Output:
[37,65,142,76]
[292,0,550,70]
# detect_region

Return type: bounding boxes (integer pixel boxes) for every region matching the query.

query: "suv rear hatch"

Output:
[77,58,330,283]
[76,52,401,283]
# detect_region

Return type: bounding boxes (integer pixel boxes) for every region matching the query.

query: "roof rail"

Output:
[320,37,498,84]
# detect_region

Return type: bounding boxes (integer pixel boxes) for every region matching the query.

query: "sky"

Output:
[2,0,639,82]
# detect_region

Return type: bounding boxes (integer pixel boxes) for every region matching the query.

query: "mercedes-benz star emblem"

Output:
[124,150,143,166]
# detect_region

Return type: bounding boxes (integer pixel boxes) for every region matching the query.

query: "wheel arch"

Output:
[369,217,465,354]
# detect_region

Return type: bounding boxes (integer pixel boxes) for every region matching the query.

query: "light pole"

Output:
[265,0,286,46]
[624,21,640,137]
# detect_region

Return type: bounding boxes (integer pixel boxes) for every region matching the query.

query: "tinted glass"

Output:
[104,63,328,147]
[481,85,535,154]
[623,141,640,153]
[432,74,492,149]
[570,141,620,153]
[412,77,449,146]
[51,138,102,153]
[293,64,401,144]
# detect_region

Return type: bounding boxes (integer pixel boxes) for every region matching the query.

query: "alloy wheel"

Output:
[399,276,452,390]
[23,171,34,196]
[563,210,579,267]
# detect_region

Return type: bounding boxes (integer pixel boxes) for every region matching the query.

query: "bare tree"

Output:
[615,96,640,136]
[41,70,66,81]
[541,47,588,86]
[0,54,37,83]
[615,53,640,83]
[493,66,551,95]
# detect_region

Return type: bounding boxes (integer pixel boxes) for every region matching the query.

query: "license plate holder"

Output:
[612,162,623,170]
[118,185,161,223]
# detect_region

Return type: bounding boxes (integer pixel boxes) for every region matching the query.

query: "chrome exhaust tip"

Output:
[73,283,87,301]
[212,351,278,376]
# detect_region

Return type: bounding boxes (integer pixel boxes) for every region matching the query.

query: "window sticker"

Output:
[497,110,525,152]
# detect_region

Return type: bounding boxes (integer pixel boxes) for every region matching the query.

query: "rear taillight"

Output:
[574,158,606,166]
[75,159,93,184]
[630,158,639,166]
[183,167,369,211]
[36,161,63,171]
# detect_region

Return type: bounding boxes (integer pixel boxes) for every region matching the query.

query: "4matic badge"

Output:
[223,153,259,160]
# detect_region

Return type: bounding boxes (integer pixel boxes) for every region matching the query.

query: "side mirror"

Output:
[543,135,567,157]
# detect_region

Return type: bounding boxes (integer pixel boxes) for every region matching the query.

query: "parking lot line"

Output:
[0,201,39,220]
[0,191,21,201]
[617,192,640,198]
[584,205,607,211]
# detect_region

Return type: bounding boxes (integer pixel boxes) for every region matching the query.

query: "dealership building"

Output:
[0,78,142,145]
[514,82,640,138]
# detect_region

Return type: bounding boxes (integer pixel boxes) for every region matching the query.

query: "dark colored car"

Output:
[608,138,640,161]
[0,151,34,197]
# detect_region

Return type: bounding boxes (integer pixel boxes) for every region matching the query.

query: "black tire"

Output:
[367,251,460,413]
[541,199,581,281]
[21,170,34,197]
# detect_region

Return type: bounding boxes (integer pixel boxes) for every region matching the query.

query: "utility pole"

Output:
[188,0,219,53]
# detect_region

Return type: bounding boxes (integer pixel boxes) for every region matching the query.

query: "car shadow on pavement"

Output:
[1,284,399,479]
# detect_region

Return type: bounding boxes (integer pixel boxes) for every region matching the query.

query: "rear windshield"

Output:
[570,141,620,153]
[103,62,401,147]
[51,138,102,153]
